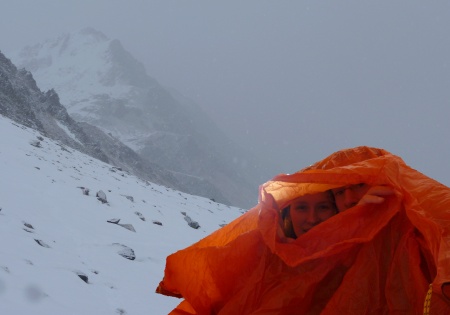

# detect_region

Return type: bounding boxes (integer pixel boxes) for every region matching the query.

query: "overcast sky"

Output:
[2,1,450,185]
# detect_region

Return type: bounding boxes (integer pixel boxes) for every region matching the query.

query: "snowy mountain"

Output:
[0,113,245,314]
[1,49,229,205]
[11,28,269,208]
[1,50,174,186]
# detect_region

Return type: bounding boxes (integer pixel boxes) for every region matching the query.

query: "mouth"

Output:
[301,224,319,234]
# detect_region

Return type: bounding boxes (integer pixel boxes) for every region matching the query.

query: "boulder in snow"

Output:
[183,214,200,229]
[113,243,135,260]
[96,190,107,203]
[118,223,136,232]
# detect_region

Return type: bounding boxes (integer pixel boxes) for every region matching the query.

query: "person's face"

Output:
[332,183,370,212]
[289,192,336,237]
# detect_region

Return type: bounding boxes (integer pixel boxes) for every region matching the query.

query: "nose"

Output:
[305,209,319,225]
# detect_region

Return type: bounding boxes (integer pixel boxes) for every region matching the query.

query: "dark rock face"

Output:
[0,53,44,131]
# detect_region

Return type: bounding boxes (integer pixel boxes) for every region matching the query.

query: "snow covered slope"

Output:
[11,28,268,208]
[0,114,245,314]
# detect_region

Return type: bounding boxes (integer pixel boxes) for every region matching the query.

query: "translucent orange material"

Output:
[156,146,450,314]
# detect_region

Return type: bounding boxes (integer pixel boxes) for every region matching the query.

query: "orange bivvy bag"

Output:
[156,146,450,314]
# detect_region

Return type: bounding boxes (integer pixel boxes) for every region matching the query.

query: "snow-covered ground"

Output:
[0,114,246,314]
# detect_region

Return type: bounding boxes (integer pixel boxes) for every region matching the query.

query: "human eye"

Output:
[317,203,332,212]
[294,203,308,212]
[333,188,344,197]
[354,183,367,192]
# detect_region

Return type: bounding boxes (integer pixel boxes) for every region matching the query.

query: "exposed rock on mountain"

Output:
[11,28,269,208]
[0,50,205,194]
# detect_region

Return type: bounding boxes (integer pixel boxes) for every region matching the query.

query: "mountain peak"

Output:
[12,28,153,99]
[53,27,109,51]
[79,27,109,42]
[10,30,268,208]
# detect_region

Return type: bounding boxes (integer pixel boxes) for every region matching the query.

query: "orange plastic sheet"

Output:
[156,146,450,314]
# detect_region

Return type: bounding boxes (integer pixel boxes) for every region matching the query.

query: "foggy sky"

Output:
[2,1,450,185]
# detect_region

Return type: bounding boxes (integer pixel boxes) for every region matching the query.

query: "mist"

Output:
[2,1,450,185]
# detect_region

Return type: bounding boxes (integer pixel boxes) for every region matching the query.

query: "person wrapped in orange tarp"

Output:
[156,146,450,314]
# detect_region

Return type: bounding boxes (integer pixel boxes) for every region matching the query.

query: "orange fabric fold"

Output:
[156,146,450,314]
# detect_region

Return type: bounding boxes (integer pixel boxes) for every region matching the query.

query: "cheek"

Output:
[320,211,335,221]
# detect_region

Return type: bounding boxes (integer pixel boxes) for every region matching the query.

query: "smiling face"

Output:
[331,183,370,212]
[288,191,336,237]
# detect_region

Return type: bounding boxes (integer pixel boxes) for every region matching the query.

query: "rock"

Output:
[78,187,90,195]
[123,195,134,202]
[118,223,136,232]
[183,215,200,229]
[34,239,50,248]
[113,244,135,261]
[29,140,41,148]
[75,271,89,284]
[96,190,107,203]
[135,211,145,221]
[24,222,34,229]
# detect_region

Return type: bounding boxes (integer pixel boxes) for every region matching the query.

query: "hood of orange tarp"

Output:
[156,146,450,315]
